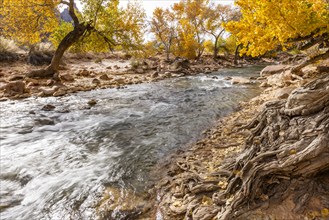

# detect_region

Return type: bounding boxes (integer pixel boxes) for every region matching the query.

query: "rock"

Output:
[59,73,75,82]
[0,97,8,102]
[231,77,251,85]
[260,65,289,77]
[27,51,53,66]
[136,68,144,74]
[163,72,172,78]
[115,77,125,84]
[170,58,190,71]
[34,118,55,125]
[53,89,67,97]
[78,69,91,77]
[46,79,55,86]
[151,71,159,78]
[8,75,24,81]
[92,78,101,84]
[114,65,120,69]
[224,76,232,80]
[88,99,97,106]
[3,81,26,95]
[39,86,59,96]
[259,82,270,87]
[274,87,296,99]
[99,74,111,80]
[41,104,55,111]
[267,70,293,87]
[106,66,112,70]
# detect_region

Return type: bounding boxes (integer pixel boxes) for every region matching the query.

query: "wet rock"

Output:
[2,81,26,95]
[106,66,112,70]
[59,73,75,82]
[29,110,36,114]
[34,118,55,125]
[224,76,232,80]
[260,64,289,77]
[114,65,120,69]
[231,77,251,85]
[41,104,56,111]
[88,99,97,106]
[0,97,8,102]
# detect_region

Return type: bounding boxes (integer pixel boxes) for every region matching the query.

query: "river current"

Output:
[0,67,262,219]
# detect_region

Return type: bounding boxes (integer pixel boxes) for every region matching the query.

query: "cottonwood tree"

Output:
[150,7,177,60]
[172,0,209,59]
[225,0,329,71]
[0,0,145,78]
[202,4,240,59]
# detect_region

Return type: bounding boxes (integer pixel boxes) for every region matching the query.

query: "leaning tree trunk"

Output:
[27,23,90,78]
[291,50,329,74]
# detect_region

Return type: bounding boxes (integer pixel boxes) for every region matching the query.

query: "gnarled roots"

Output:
[217,73,329,219]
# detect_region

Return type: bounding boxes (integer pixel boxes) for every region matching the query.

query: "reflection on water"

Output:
[0,66,262,219]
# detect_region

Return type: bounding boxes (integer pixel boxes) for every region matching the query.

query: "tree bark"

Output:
[291,50,329,74]
[234,44,242,65]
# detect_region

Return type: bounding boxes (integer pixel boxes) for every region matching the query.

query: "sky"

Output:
[76,0,235,18]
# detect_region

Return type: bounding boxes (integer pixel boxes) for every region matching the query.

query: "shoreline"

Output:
[150,61,329,219]
[0,54,271,101]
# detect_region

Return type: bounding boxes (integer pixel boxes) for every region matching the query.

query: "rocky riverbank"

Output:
[0,53,271,101]
[152,60,329,220]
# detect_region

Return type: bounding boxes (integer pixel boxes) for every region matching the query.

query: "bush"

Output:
[0,37,20,62]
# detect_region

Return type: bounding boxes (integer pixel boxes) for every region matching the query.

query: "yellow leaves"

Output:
[290,149,297,155]
[226,0,329,56]
[1,0,59,45]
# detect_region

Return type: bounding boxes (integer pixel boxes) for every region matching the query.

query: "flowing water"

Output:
[0,67,263,219]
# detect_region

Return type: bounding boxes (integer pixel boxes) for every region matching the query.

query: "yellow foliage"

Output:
[225,0,329,57]
[0,0,59,45]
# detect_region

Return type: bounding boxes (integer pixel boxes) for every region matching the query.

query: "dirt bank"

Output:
[153,60,329,220]
[0,53,271,101]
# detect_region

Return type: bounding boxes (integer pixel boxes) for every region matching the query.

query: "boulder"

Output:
[316,65,329,73]
[170,59,190,71]
[2,81,26,95]
[8,75,25,81]
[41,104,56,111]
[59,73,75,82]
[260,65,289,77]
[88,99,97,106]
[267,70,293,87]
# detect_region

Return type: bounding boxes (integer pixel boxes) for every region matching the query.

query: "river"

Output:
[0,66,262,219]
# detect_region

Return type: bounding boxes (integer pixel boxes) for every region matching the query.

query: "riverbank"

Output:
[152,60,329,220]
[0,53,271,101]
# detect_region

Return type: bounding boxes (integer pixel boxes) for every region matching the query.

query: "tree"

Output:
[202,4,240,59]
[225,0,329,71]
[172,0,208,59]
[0,0,146,78]
[150,7,177,60]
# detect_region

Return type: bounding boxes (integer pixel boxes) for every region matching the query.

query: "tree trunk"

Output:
[27,24,90,78]
[291,50,329,74]
[234,44,242,65]
[213,37,219,59]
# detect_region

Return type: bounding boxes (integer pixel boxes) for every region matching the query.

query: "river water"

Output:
[0,67,262,219]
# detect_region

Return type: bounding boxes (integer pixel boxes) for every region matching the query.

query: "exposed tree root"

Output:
[216,73,329,219]
[156,73,329,220]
